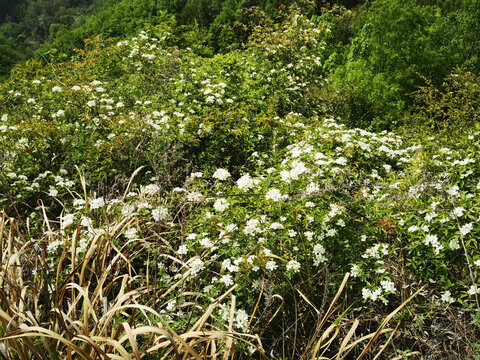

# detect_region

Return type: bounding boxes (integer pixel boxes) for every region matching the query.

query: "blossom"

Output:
[144,184,160,195]
[424,234,443,254]
[468,285,479,296]
[49,188,58,197]
[265,188,282,202]
[220,274,234,286]
[441,290,454,304]
[265,260,278,271]
[186,191,202,202]
[90,197,105,209]
[187,257,204,277]
[286,260,301,273]
[243,219,260,236]
[212,168,231,180]
[446,186,460,197]
[124,227,138,240]
[234,309,249,331]
[350,264,360,277]
[52,86,62,92]
[380,280,396,293]
[270,222,284,230]
[61,213,74,229]
[460,223,473,236]
[451,207,465,218]
[213,198,229,212]
[236,173,254,191]
[152,206,168,221]
[177,245,188,255]
[166,300,176,311]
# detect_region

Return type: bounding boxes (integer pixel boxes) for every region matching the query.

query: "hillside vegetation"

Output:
[1,1,480,359]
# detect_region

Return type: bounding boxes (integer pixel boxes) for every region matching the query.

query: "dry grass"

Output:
[0,208,266,359]
[0,203,426,360]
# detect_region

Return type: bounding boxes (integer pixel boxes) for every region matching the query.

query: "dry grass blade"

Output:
[121,322,140,360]
[306,273,350,358]
[372,322,400,360]
[223,295,236,360]
[189,285,237,333]
[341,329,394,353]
[297,289,320,315]
[389,351,422,359]
[122,166,146,201]
[336,319,359,360]
[0,327,92,360]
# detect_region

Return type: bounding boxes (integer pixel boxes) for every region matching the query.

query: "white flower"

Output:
[49,188,58,197]
[190,172,203,179]
[304,231,314,241]
[234,309,249,331]
[187,191,203,202]
[73,199,86,208]
[220,274,234,286]
[236,173,254,191]
[144,184,160,195]
[424,234,443,254]
[213,198,229,212]
[380,280,396,293]
[212,168,230,181]
[52,86,62,92]
[265,260,278,271]
[449,238,460,250]
[286,260,301,273]
[243,219,260,236]
[90,197,105,209]
[87,100,96,107]
[468,285,479,296]
[61,213,74,229]
[71,85,81,91]
[187,257,204,277]
[200,237,213,249]
[152,206,168,221]
[447,186,460,197]
[270,222,284,230]
[451,207,465,218]
[124,227,138,240]
[441,290,454,304]
[265,188,282,202]
[165,300,176,311]
[350,264,360,277]
[460,223,473,236]
[177,245,188,255]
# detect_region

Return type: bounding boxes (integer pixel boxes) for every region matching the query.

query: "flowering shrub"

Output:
[1,11,480,359]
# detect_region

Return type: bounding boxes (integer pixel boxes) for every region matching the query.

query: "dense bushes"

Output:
[1,2,480,359]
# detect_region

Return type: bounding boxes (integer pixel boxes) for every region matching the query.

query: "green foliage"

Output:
[1,2,480,358]
[410,70,480,132]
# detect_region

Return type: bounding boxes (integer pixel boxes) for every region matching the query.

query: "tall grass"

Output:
[0,203,419,360]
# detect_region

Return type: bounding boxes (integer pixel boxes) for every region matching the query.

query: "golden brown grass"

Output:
[0,205,422,360]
